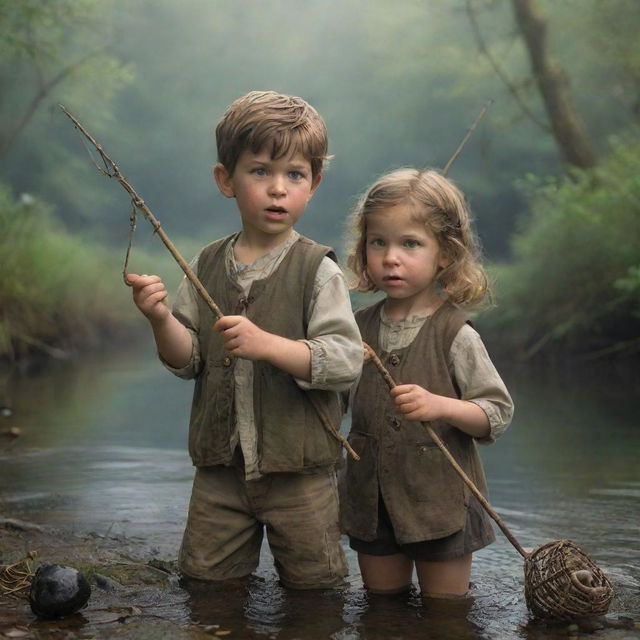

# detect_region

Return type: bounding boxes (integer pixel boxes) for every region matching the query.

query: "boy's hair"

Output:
[346,168,490,308]
[215,91,329,178]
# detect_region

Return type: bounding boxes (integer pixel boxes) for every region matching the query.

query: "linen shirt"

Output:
[163,230,362,479]
[378,306,513,443]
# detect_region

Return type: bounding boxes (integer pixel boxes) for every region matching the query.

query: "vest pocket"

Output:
[404,442,465,510]
[341,433,379,539]
[256,366,305,470]
[188,359,235,465]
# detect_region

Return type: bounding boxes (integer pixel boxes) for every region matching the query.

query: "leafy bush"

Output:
[0,185,141,359]
[480,137,640,359]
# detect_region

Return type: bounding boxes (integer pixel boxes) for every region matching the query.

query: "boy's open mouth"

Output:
[266,206,287,214]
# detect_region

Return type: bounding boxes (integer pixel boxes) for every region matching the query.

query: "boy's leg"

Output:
[179,466,263,581]
[357,552,413,594]
[415,553,472,597]
[260,470,347,589]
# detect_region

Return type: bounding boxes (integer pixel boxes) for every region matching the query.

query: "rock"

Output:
[29,564,91,619]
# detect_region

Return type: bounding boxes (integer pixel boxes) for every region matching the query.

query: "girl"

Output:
[342,168,513,598]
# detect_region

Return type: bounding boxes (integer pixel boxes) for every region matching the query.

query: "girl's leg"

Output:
[357,552,413,594]
[415,553,472,597]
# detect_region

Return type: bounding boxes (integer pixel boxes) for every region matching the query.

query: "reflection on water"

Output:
[1,344,639,639]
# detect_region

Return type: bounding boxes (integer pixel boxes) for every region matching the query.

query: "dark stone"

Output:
[29,564,91,619]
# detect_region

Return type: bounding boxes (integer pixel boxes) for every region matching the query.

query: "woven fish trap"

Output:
[524,540,614,620]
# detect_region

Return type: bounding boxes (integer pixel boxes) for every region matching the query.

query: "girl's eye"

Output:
[404,239,420,248]
[368,237,385,247]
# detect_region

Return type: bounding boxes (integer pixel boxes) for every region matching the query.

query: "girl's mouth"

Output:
[382,275,404,286]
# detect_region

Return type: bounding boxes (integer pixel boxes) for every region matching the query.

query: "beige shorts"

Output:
[179,464,347,589]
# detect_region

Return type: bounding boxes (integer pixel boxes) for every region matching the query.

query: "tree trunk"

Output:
[511,0,597,168]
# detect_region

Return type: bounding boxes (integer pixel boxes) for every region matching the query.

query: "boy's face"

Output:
[214,148,321,246]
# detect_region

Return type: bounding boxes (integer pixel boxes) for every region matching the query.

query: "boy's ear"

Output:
[213,163,234,198]
[308,173,322,201]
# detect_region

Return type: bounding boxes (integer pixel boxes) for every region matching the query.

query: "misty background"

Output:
[2,0,639,359]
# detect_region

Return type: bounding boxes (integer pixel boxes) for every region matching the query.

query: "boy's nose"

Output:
[268,175,287,196]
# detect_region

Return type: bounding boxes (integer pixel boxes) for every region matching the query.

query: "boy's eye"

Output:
[404,239,420,248]
[288,170,305,180]
[251,167,267,176]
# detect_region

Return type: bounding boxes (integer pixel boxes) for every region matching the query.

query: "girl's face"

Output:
[365,204,447,315]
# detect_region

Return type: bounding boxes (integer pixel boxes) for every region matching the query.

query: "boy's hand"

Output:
[214,315,271,360]
[391,384,447,422]
[125,273,170,324]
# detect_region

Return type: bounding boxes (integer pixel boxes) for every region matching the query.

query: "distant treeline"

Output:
[2,136,639,362]
[479,137,640,361]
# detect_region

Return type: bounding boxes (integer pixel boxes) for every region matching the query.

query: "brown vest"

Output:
[341,300,490,544]
[187,234,343,471]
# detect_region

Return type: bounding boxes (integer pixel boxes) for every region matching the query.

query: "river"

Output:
[1,338,639,639]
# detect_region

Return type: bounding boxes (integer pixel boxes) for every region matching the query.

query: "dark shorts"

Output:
[348,493,495,562]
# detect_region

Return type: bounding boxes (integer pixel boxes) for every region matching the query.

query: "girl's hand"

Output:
[125,273,170,324]
[214,315,271,360]
[390,384,447,422]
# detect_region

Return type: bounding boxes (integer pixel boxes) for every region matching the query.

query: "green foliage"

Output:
[0,0,134,227]
[0,184,141,359]
[481,137,640,358]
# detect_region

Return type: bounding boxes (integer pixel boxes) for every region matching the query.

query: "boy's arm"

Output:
[214,257,362,388]
[126,273,194,369]
[296,257,363,391]
[214,315,312,380]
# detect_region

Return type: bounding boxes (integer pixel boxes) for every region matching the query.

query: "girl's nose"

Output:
[382,248,400,265]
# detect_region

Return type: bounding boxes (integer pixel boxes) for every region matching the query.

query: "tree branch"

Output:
[0,48,106,157]
[465,0,552,133]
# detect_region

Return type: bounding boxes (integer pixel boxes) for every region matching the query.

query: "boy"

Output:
[126,91,362,589]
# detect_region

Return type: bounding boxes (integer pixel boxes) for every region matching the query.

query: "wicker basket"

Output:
[524,539,614,620]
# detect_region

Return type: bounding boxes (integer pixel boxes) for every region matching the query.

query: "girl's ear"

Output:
[213,163,234,198]
[438,247,451,271]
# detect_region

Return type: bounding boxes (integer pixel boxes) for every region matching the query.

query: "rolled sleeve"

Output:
[296,257,363,392]
[449,324,514,444]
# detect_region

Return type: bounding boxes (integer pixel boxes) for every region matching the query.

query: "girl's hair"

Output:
[346,168,490,308]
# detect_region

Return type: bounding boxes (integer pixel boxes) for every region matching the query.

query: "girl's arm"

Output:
[392,324,513,440]
[391,384,491,438]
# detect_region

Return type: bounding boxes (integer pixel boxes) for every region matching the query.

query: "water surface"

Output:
[1,342,638,638]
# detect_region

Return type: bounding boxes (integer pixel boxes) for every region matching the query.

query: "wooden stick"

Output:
[60,105,359,461]
[363,342,528,559]
[442,100,493,176]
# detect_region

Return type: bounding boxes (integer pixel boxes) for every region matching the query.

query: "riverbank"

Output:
[0,514,213,639]
[2,514,640,640]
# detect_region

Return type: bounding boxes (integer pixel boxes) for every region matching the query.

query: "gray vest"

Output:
[186,234,343,472]
[342,300,491,544]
